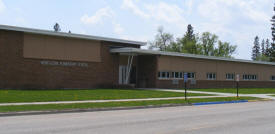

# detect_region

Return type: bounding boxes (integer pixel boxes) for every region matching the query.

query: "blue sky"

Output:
[0,0,273,60]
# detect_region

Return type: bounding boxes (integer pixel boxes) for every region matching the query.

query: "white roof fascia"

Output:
[0,24,146,46]
[110,47,275,66]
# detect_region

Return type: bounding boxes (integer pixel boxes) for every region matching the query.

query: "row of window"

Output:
[158,72,195,79]
[243,74,257,80]
[158,71,275,81]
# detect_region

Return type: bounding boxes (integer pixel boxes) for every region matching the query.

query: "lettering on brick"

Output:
[40,60,88,67]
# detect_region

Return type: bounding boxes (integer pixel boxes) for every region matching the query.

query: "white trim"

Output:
[0,25,146,46]
[110,47,275,66]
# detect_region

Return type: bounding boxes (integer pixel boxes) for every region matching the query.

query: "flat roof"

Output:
[0,24,146,46]
[110,47,275,66]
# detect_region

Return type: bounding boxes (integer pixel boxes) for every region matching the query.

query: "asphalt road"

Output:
[1,101,275,134]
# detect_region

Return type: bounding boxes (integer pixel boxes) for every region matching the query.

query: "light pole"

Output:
[184,73,188,101]
[236,74,240,98]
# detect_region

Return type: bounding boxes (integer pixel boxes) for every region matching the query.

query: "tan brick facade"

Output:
[156,55,275,89]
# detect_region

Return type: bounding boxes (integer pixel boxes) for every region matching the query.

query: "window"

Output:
[271,76,275,81]
[243,74,257,80]
[226,73,235,80]
[179,72,183,78]
[171,72,183,79]
[207,73,216,80]
[158,71,170,79]
[158,71,184,79]
[187,72,196,79]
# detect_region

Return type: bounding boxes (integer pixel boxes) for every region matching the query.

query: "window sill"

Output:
[158,78,183,80]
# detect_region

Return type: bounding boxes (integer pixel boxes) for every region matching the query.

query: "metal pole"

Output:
[237,82,239,98]
[125,55,133,84]
[185,82,187,101]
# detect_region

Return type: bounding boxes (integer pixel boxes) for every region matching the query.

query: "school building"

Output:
[0,25,275,89]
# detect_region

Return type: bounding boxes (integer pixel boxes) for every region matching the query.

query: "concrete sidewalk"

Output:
[150,89,275,100]
[0,96,222,106]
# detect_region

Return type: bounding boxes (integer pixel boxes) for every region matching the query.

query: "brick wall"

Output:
[0,30,139,89]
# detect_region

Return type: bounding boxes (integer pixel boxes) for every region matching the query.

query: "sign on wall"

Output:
[236,74,240,82]
[40,60,88,67]
[172,79,179,85]
[184,73,188,83]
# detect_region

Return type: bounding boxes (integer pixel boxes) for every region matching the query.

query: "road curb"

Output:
[192,100,249,106]
[0,103,192,117]
[248,99,273,102]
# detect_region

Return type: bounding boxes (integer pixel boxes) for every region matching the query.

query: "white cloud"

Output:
[145,2,185,24]
[197,0,232,23]
[184,0,193,15]
[121,0,150,18]
[113,23,124,35]
[81,7,114,25]
[0,0,6,14]
[197,0,270,23]
[122,0,187,30]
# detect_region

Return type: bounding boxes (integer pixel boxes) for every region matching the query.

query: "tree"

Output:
[149,26,175,51]
[149,25,237,58]
[252,36,260,61]
[266,39,270,56]
[200,32,218,56]
[186,24,195,40]
[261,39,265,55]
[270,4,275,62]
[53,23,61,32]
[214,41,237,58]
[177,24,200,54]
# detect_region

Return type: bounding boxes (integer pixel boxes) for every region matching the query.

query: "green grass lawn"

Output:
[191,88,275,94]
[0,97,258,113]
[0,89,211,103]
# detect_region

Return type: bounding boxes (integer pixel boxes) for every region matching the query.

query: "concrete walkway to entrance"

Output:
[0,96,220,106]
[149,89,275,100]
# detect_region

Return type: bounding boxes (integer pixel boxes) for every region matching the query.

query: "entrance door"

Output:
[119,65,136,85]
[119,65,127,84]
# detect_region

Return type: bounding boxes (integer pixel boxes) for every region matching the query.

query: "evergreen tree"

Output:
[265,39,270,57]
[53,23,61,32]
[270,4,275,61]
[177,24,199,54]
[261,39,265,55]
[186,24,195,40]
[252,36,260,61]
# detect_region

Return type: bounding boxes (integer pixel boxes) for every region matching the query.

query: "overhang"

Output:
[110,47,275,66]
[0,25,146,46]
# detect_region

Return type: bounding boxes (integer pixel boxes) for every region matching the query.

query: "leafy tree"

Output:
[200,32,218,56]
[252,36,260,61]
[150,25,237,58]
[149,26,175,51]
[214,41,237,58]
[53,23,61,32]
